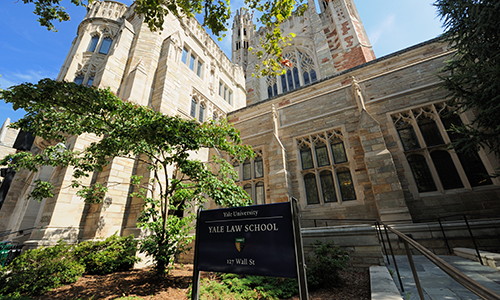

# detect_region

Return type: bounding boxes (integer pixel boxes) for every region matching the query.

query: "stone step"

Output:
[453,247,500,271]
[370,265,403,300]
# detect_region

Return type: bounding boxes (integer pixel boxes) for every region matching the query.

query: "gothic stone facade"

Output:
[229,39,500,224]
[0,0,499,247]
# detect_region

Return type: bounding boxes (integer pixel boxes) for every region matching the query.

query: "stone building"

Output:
[0,0,499,249]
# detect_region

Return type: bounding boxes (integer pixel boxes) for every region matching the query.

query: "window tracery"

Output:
[266,48,318,99]
[392,103,492,193]
[232,150,265,205]
[297,130,355,205]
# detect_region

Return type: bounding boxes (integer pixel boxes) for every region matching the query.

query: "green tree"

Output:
[21,0,306,76]
[0,78,253,275]
[434,0,500,169]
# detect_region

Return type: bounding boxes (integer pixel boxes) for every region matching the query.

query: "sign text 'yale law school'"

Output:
[195,202,297,278]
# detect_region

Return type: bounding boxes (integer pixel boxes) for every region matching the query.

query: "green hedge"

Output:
[0,234,139,297]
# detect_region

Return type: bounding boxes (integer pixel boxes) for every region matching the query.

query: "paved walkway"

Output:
[388,255,500,300]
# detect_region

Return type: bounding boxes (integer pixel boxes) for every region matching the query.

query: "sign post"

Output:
[191,197,308,300]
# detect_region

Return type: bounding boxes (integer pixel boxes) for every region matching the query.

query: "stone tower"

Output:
[231,8,254,73]
[242,0,376,105]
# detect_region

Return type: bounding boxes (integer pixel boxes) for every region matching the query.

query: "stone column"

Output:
[358,110,412,223]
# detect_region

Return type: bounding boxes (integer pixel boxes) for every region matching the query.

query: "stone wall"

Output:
[229,38,500,223]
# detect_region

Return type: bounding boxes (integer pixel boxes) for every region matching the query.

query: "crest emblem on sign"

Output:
[235,238,245,252]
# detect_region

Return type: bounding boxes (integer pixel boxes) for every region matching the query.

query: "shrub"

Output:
[192,273,298,300]
[306,240,350,290]
[0,241,85,296]
[73,234,139,275]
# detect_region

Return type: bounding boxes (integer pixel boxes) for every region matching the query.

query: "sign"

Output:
[196,202,296,278]
[191,198,308,300]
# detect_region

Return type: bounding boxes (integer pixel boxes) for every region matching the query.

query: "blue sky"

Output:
[0,0,444,123]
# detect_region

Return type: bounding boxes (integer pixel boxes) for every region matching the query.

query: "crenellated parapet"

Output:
[83,0,128,23]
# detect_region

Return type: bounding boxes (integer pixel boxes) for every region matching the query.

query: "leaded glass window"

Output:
[197,61,203,77]
[418,118,444,147]
[199,103,205,122]
[298,130,356,205]
[256,182,265,205]
[74,74,84,85]
[397,127,420,151]
[244,184,252,198]
[331,140,347,163]
[189,54,195,71]
[407,154,437,192]
[265,49,317,99]
[254,157,263,178]
[190,99,197,118]
[300,147,313,170]
[233,150,266,205]
[315,144,330,167]
[337,167,356,201]
[182,47,188,64]
[243,160,251,180]
[393,103,493,194]
[98,37,112,54]
[431,150,463,190]
[88,35,99,52]
[304,173,320,204]
[86,76,94,87]
[320,171,337,203]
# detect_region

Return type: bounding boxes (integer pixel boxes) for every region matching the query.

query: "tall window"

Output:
[190,98,197,118]
[190,98,206,122]
[74,74,84,85]
[181,46,203,77]
[392,103,492,193]
[98,37,112,55]
[182,47,188,64]
[233,150,265,205]
[266,49,318,99]
[87,35,99,52]
[86,76,94,87]
[298,130,356,205]
[219,81,233,105]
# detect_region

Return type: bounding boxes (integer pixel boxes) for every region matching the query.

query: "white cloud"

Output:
[0,69,57,89]
[369,14,396,46]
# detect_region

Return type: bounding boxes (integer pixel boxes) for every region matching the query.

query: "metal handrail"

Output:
[382,223,500,300]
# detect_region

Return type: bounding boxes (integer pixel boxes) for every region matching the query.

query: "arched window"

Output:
[232,150,266,206]
[88,35,99,52]
[254,156,263,178]
[98,37,112,55]
[440,112,492,187]
[298,130,355,205]
[304,173,319,205]
[86,76,94,87]
[244,184,252,198]
[395,119,420,151]
[300,146,313,170]
[74,74,84,85]
[243,159,251,180]
[198,103,205,122]
[337,167,356,200]
[255,182,265,204]
[320,170,337,203]
[407,154,436,192]
[190,98,197,118]
[418,117,444,147]
[266,49,318,99]
[315,143,330,167]
[431,150,463,189]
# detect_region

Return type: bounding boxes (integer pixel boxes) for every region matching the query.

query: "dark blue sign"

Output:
[196,202,297,278]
